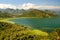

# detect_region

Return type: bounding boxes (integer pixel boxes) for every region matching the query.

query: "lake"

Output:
[10,18,60,32]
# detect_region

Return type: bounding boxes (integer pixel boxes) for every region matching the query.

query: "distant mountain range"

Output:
[20,9,58,18]
[50,9,60,15]
[0,8,59,18]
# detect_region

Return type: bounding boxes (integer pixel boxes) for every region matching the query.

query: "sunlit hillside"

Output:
[0,9,58,18]
[0,21,48,40]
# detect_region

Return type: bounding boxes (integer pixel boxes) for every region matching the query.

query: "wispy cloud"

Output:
[0,4,17,9]
[19,3,60,9]
[0,3,60,9]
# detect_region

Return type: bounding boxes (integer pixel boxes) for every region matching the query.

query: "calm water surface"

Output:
[10,18,60,31]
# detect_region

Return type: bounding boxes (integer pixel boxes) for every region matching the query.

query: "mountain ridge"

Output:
[0,9,58,18]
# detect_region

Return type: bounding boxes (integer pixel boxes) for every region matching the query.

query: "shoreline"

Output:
[0,18,16,24]
[0,17,60,32]
[0,17,59,20]
[0,17,60,24]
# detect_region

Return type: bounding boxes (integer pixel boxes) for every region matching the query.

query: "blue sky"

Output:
[0,0,60,9]
[0,0,60,6]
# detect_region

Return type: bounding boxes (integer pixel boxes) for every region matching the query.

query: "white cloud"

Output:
[0,3,60,9]
[19,3,60,9]
[18,3,36,9]
[0,4,17,9]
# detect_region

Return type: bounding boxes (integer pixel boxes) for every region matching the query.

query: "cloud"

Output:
[19,3,60,9]
[0,4,17,9]
[18,3,36,9]
[0,3,60,9]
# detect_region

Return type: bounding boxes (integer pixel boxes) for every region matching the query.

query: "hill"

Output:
[0,11,14,18]
[0,9,26,18]
[0,21,49,40]
[0,9,58,18]
[0,20,60,40]
[18,9,58,18]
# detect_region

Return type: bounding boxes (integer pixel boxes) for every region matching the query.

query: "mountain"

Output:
[0,9,58,18]
[0,8,26,18]
[43,9,60,15]
[0,8,26,14]
[0,11,14,18]
[20,9,58,18]
[51,9,60,15]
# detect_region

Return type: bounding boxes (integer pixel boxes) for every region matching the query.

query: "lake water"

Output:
[10,18,60,32]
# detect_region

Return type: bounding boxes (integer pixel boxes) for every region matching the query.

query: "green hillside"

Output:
[0,21,60,40]
[20,9,58,18]
[0,11,14,18]
[0,21,48,40]
[0,9,58,18]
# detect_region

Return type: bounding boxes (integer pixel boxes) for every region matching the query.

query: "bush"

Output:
[0,22,50,40]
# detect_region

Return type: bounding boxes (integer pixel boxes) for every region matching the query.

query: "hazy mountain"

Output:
[44,9,60,15]
[0,8,59,18]
[20,9,58,18]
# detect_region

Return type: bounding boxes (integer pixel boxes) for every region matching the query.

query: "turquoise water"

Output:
[10,18,60,31]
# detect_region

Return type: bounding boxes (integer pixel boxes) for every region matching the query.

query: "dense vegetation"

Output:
[0,21,48,40]
[0,11,14,18]
[0,21,60,40]
[0,9,58,18]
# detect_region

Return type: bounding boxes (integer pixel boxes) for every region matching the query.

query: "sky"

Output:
[0,0,60,9]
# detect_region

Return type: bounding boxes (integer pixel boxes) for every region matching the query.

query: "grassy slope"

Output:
[19,9,58,18]
[0,18,59,40]
[0,20,51,40]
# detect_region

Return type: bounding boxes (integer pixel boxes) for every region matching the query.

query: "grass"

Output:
[0,21,50,40]
[0,18,16,24]
[0,17,59,40]
[0,17,17,21]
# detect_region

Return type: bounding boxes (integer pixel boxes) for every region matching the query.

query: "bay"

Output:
[10,18,60,32]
